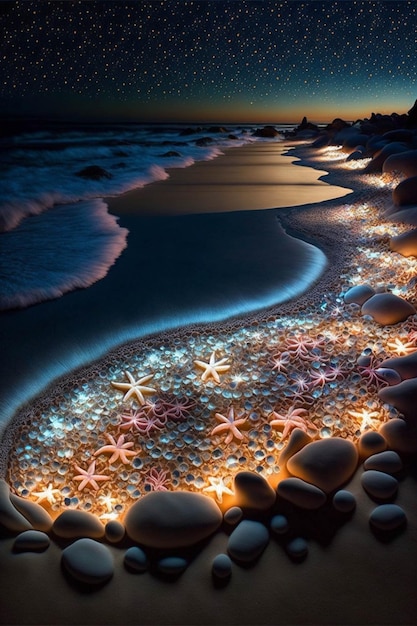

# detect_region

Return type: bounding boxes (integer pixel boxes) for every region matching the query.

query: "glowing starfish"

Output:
[73,460,110,491]
[94,433,137,464]
[211,406,247,444]
[271,351,290,373]
[203,476,234,503]
[111,371,156,405]
[270,405,316,439]
[386,337,416,355]
[194,351,231,383]
[145,468,171,492]
[31,483,62,505]
[348,409,381,431]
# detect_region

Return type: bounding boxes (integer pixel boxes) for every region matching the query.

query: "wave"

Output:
[0,199,128,310]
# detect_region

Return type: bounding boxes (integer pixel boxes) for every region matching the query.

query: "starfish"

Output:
[387,337,416,355]
[203,476,234,503]
[73,460,110,491]
[94,433,137,464]
[348,408,381,431]
[31,483,62,505]
[144,468,171,492]
[270,405,316,439]
[194,351,231,383]
[120,404,167,435]
[211,406,247,444]
[271,351,290,373]
[111,371,156,405]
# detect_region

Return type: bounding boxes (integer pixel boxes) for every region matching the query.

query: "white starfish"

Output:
[31,483,62,505]
[203,476,235,503]
[270,405,316,439]
[211,406,247,444]
[73,460,110,491]
[111,371,156,405]
[194,351,231,383]
[94,433,137,464]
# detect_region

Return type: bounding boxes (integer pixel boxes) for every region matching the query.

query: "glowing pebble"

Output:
[62,538,114,585]
[344,284,375,306]
[287,438,358,493]
[124,491,222,549]
[361,293,416,325]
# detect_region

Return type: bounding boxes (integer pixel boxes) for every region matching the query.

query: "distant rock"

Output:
[286,438,358,493]
[407,99,417,128]
[161,150,181,158]
[52,510,105,540]
[234,471,276,511]
[195,137,213,146]
[13,530,50,552]
[62,538,114,585]
[124,491,222,549]
[75,165,112,180]
[253,125,280,138]
[277,477,327,510]
[361,293,416,325]
[227,520,269,563]
[208,126,228,133]
[361,470,398,500]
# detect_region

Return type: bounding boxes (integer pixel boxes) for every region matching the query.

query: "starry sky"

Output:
[1,0,416,124]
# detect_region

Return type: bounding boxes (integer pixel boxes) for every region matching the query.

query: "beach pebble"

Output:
[393,176,417,206]
[361,470,398,500]
[388,206,417,227]
[332,490,356,513]
[361,293,416,325]
[270,515,290,535]
[378,379,417,423]
[379,418,417,454]
[212,554,232,579]
[124,491,222,549]
[364,142,409,174]
[277,477,327,510]
[53,510,105,540]
[227,520,269,564]
[104,520,125,543]
[0,480,33,534]
[364,451,403,474]
[278,428,313,468]
[234,471,276,511]
[286,537,308,561]
[62,538,114,585]
[390,229,417,257]
[223,506,243,526]
[157,556,188,576]
[379,352,417,380]
[124,546,148,573]
[13,530,50,552]
[344,284,375,305]
[358,431,387,458]
[287,438,358,493]
[369,504,407,532]
[9,492,53,532]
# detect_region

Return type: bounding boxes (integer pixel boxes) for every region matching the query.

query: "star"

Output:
[203,476,235,503]
[94,433,137,464]
[111,371,156,405]
[73,460,110,491]
[194,351,231,383]
[211,406,247,444]
[31,483,62,505]
[270,406,316,439]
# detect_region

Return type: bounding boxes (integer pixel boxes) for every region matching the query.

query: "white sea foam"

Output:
[0,199,128,310]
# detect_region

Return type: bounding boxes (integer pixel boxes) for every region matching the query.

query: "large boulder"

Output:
[253,126,280,138]
[390,228,417,257]
[383,150,417,178]
[379,351,417,380]
[361,293,416,325]
[393,176,417,206]
[363,143,409,174]
[378,379,417,424]
[124,491,222,549]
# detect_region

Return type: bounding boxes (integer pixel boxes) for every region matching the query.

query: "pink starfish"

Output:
[270,405,317,439]
[285,334,317,360]
[120,404,167,434]
[211,406,248,444]
[94,433,137,464]
[271,351,290,373]
[73,460,110,491]
[144,468,171,492]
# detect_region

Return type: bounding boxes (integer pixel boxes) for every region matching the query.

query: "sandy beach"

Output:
[2,139,417,626]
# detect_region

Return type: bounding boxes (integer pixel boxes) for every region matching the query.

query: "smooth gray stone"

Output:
[13,530,50,552]
[227,520,269,563]
[62,538,114,585]
[124,546,148,573]
[361,470,398,500]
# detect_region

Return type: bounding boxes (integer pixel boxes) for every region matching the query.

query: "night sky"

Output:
[1,0,416,123]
